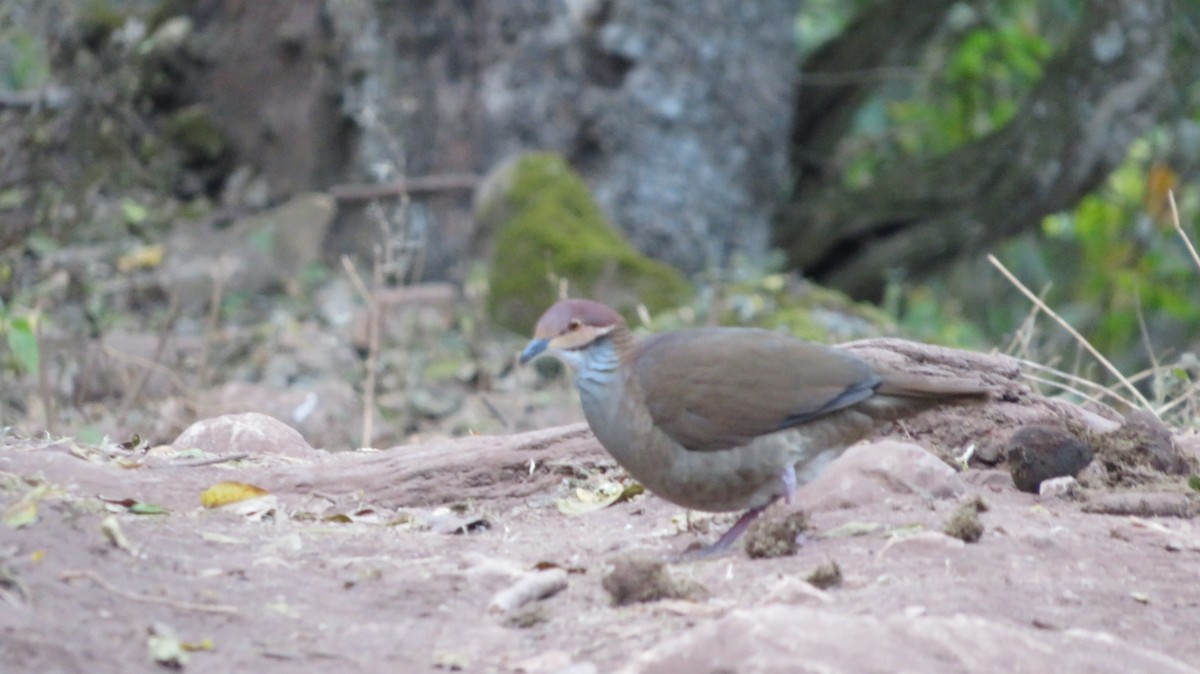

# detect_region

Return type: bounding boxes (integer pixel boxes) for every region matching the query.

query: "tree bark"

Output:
[780,0,1168,301]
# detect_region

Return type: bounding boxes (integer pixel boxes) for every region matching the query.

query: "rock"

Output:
[615,607,1200,674]
[964,470,1016,491]
[1075,460,1110,488]
[163,193,336,309]
[1039,476,1081,499]
[173,412,316,458]
[1006,425,1092,493]
[408,387,465,421]
[796,441,965,512]
[163,380,368,450]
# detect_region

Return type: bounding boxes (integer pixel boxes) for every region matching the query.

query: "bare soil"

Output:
[3,415,1200,673]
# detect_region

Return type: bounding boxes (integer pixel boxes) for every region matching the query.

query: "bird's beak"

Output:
[519,338,549,364]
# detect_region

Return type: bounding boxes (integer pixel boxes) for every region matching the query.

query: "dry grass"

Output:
[991,190,1199,429]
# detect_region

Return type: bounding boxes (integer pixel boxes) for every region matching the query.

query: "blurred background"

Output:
[0,0,1196,448]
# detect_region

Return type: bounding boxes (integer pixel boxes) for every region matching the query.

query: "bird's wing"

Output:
[630,328,880,453]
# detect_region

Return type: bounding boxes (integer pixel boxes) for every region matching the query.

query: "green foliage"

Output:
[0,299,40,376]
[1034,139,1200,360]
[834,2,1063,187]
[481,153,692,333]
[0,27,50,90]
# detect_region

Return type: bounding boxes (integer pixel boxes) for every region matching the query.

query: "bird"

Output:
[520,298,992,553]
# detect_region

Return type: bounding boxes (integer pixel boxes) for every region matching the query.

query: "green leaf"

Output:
[1187,475,1200,493]
[119,197,149,225]
[6,316,39,374]
[129,502,170,515]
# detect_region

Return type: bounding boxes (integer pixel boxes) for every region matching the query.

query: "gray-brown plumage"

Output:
[520,299,989,551]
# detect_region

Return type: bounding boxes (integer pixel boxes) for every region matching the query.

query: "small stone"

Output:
[173,412,314,458]
[1006,425,1092,493]
[1038,476,1080,499]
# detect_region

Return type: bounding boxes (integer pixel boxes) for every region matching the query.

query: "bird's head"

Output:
[519,299,626,368]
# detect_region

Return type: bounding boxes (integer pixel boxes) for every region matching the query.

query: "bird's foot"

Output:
[676,503,772,561]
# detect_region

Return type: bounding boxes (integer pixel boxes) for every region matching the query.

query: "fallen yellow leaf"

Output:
[199,481,269,508]
[117,243,165,272]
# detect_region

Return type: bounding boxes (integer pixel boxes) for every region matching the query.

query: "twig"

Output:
[61,569,239,615]
[1157,385,1199,418]
[100,346,189,394]
[1168,190,1200,272]
[480,395,510,429]
[198,256,228,388]
[1020,372,1118,410]
[34,298,54,434]
[342,255,379,448]
[159,452,249,468]
[329,174,478,202]
[988,254,1154,413]
[1013,357,1138,409]
[120,294,182,416]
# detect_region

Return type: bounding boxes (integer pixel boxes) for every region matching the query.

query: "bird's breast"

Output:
[577,379,799,512]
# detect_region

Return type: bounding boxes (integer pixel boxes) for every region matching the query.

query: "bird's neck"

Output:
[574,333,622,396]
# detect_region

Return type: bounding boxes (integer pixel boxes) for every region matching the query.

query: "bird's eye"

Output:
[567,319,582,332]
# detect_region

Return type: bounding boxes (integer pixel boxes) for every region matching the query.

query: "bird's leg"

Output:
[706,499,777,553]
[683,465,801,558]
[781,464,797,506]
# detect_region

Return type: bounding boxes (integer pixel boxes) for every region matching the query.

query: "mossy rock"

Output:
[477,153,691,333]
[678,272,895,343]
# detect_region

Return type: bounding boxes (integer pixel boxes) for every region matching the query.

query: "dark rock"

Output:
[1005,425,1092,493]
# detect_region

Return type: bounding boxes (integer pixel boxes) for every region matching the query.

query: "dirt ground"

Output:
[3,409,1200,674]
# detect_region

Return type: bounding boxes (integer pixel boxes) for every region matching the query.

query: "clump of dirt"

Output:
[744,510,810,559]
[1086,410,1195,485]
[601,555,709,606]
[943,496,988,543]
[1006,424,1093,493]
[805,560,842,589]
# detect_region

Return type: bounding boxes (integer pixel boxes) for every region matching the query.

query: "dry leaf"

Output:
[117,243,165,272]
[200,481,269,508]
[100,515,134,554]
[2,494,38,529]
[555,481,644,515]
[147,622,189,668]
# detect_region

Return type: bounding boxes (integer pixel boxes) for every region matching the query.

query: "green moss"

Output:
[483,153,691,333]
[702,273,895,343]
[161,106,225,164]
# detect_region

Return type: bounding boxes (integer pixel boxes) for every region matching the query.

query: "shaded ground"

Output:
[3,415,1200,673]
